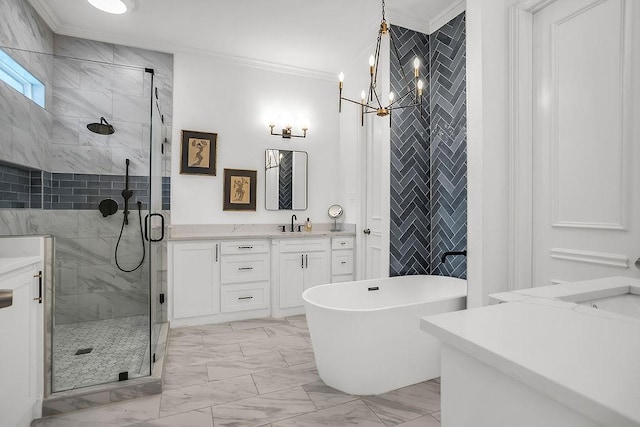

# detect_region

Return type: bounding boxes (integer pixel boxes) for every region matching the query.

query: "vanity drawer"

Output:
[221,282,269,313]
[221,240,269,255]
[332,237,354,250]
[332,251,353,276]
[279,238,330,253]
[220,253,269,284]
[332,275,354,283]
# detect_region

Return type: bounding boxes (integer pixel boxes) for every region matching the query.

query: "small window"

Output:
[0,48,45,108]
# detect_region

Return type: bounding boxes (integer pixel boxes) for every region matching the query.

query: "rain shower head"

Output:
[87,117,115,135]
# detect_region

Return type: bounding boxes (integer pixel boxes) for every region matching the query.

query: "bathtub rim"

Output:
[302,275,467,313]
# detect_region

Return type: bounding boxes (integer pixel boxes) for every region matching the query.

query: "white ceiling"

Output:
[28,0,459,75]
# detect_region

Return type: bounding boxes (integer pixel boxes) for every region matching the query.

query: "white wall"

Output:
[466,0,516,307]
[171,52,341,225]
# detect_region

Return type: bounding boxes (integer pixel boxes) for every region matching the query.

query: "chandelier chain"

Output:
[381,0,386,21]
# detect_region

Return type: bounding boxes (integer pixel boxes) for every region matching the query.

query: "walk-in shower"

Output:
[49,63,168,393]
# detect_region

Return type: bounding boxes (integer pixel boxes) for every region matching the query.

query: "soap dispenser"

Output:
[305,217,312,232]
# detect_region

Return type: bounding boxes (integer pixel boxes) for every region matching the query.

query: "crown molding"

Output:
[428,0,466,34]
[27,0,61,32]
[52,24,336,81]
[386,7,430,35]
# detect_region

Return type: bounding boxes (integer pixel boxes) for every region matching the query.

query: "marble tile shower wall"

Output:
[1,0,174,324]
[46,34,173,324]
[0,0,54,231]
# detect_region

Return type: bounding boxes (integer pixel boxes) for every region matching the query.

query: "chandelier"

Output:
[338,0,424,125]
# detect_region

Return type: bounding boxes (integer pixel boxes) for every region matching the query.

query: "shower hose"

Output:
[115,201,145,273]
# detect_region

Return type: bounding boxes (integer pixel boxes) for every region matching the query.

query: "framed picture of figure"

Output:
[180,130,217,175]
[223,169,257,211]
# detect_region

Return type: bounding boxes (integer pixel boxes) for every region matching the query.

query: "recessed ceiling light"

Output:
[87,0,130,14]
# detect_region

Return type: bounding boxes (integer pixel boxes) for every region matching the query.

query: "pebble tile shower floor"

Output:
[37,316,441,426]
[53,316,150,391]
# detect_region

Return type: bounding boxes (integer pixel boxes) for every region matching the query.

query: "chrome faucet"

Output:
[290,214,297,232]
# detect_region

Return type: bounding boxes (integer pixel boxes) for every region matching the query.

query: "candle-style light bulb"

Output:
[361,90,366,103]
[369,55,375,75]
[414,57,420,78]
[418,80,424,97]
[338,72,344,90]
[389,91,395,102]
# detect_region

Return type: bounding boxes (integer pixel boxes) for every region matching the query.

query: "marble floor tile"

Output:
[171,323,232,337]
[264,323,308,338]
[36,316,443,427]
[397,415,440,426]
[278,346,316,367]
[363,381,440,426]
[159,375,257,417]
[167,333,203,346]
[202,327,270,346]
[35,396,161,426]
[271,399,386,427]
[131,408,214,427]
[162,362,209,390]
[251,362,320,395]
[230,317,290,331]
[207,351,288,381]
[302,380,359,410]
[211,386,316,427]
[240,334,311,356]
[166,343,242,364]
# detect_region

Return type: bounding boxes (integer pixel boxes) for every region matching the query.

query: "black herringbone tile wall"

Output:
[279,150,293,210]
[430,13,467,278]
[389,25,430,276]
[389,12,467,279]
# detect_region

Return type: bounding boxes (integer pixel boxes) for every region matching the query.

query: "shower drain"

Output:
[74,348,93,355]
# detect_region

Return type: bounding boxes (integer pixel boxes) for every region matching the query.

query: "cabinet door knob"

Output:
[363,228,371,235]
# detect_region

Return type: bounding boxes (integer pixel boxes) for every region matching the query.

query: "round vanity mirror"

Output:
[328,204,344,231]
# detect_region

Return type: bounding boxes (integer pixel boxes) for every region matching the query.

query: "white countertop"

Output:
[0,256,41,275]
[421,279,640,426]
[169,223,356,241]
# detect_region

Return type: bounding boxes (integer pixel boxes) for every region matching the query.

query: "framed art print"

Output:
[223,169,257,211]
[180,130,217,175]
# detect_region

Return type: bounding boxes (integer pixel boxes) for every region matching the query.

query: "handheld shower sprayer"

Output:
[114,158,145,273]
[122,159,133,225]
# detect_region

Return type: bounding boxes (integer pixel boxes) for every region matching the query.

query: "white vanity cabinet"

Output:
[169,241,220,321]
[168,230,356,324]
[220,240,270,313]
[0,236,46,427]
[331,237,354,283]
[274,238,331,316]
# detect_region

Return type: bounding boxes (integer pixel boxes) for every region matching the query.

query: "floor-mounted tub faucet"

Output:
[291,214,297,232]
[441,250,467,264]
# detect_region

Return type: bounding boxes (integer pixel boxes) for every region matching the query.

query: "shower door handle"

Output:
[145,213,165,242]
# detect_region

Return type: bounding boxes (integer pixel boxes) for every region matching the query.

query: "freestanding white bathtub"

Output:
[302,275,466,395]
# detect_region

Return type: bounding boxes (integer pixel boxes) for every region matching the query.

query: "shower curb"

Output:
[40,323,168,417]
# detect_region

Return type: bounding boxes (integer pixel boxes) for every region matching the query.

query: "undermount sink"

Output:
[559,285,640,320]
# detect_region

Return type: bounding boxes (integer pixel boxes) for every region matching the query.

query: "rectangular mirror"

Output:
[265,149,308,210]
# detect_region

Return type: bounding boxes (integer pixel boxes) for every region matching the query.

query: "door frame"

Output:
[508,0,559,290]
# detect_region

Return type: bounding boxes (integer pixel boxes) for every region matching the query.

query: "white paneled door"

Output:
[532,0,640,285]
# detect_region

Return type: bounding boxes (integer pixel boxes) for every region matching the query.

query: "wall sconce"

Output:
[268,116,309,139]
